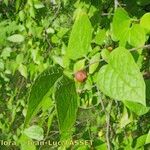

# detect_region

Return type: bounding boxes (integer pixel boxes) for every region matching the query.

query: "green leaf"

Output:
[145,79,150,99]
[24,125,44,141]
[128,24,146,47]
[101,49,110,62]
[94,29,106,45]
[123,101,149,116]
[54,76,78,139]
[140,13,150,34]
[119,106,132,128]
[7,34,25,43]
[73,59,85,73]
[137,0,150,6]
[89,53,100,74]
[97,47,146,105]
[24,65,63,126]
[34,2,45,9]
[146,130,150,144]
[65,11,92,60]
[18,64,28,79]
[19,134,36,150]
[112,8,131,45]
[134,134,147,148]
[1,47,12,59]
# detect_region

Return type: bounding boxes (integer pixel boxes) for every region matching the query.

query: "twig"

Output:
[95,85,112,150]
[83,44,150,70]
[106,101,113,150]
[96,85,105,111]
[129,44,150,52]
[84,59,104,70]
[101,13,114,16]
[114,0,119,10]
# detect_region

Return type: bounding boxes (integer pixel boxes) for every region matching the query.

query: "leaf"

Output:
[101,49,110,62]
[89,53,100,74]
[119,106,132,128]
[112,8,131,45]
[123,101,149,116]
[18,64,28,79]
[146,130,150,144]
[34,2,45,9]
[54,76,78,139]
[94,29,106,45]
[24,65,63,126]
[24,125,44,141]
[7,34,25,43]
[128,24,146,47]
[65,11,92,60]
[1,47,12,59]
[19,134,36,150]
[134,134,147,148]
[73,59,85,73]
[97,47,146,106]
[140,13,150,33]
[145,79,150,99]
[137,0,150,6]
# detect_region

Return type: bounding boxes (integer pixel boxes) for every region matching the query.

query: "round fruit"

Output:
[74,70,87,83]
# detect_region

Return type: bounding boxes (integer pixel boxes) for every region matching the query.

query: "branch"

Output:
[114,0,119,10]
[106,101,113,150]
[96,85,112,150]
[82,44,150,70]
[129,44,150,51]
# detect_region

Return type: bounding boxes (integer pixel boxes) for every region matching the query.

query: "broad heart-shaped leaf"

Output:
[111,8,131,45]
[65,11,92,60]
[54,76,78,139]
[97,47,146,106]
[24,65,63,126]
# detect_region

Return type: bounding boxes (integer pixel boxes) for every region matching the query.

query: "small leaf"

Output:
[73,59,85,73]
[7,34,24,43]
[112,8,131,45]
[54,76,78,139]
[123,101,149,116]
[24,125,44,141]
[101,49,110,62]
[19,134,36,150]
[140,13,150,33]
[65,11,92,60]
[18,64,27,79]
[24,65,63,126]
[1,47,12,59]
[119,106,132,128]
[94,29,106,45]
[134,134,147,148]
[34,2,45,9]
[89,53,100,74]
[97,47,146,105]
[146,130,150,144]
[128,24,146,47]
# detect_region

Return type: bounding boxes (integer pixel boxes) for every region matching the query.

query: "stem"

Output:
[129,44,150,51]
[114,0,119,10]
[106,101,112,150]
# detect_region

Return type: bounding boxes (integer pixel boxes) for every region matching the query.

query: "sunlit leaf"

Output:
[97,47,146,106]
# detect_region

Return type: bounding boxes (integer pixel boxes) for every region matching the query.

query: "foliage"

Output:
[0,0,150,150]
